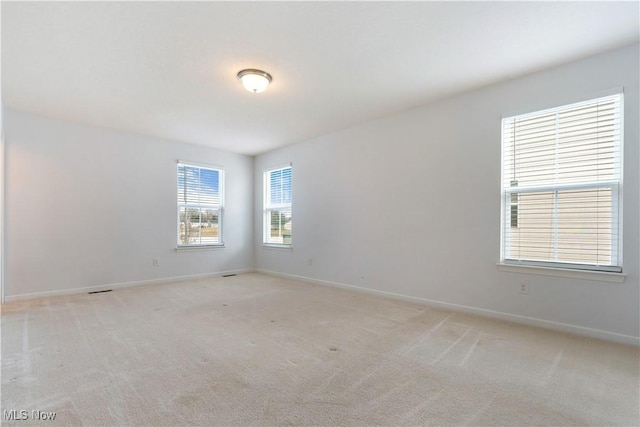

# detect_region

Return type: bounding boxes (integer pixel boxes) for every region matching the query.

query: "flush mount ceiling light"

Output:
[237,69,272,93]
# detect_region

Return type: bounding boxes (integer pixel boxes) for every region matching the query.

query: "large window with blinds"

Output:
[264,165,292,246]
[177,162,224,247]
[501,93,623,272]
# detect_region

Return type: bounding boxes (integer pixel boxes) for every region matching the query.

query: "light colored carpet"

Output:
[1,273,638,426]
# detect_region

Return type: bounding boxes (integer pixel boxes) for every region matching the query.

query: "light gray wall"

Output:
[4,110,253,298]
[254,44,640,341]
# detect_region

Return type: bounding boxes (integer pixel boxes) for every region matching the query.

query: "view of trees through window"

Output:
[179,208,220,245]
[268,209,291,244]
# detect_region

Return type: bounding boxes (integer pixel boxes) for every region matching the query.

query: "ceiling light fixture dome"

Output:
[237,69,272,93]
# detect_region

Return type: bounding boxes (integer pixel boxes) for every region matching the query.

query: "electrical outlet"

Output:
[519,282,529,294]
[153,258,159,267]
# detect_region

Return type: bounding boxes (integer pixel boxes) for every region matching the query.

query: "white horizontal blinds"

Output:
[264,166,292,245]
[177,163,223,246]
[502,94,622,272]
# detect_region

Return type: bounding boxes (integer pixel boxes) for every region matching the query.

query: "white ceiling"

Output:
[2,2,639,156]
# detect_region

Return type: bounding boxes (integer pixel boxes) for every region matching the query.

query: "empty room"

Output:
[1,1,639,426]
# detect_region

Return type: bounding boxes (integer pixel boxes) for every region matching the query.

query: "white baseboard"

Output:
[255,269,640,347]
[3,268,253,303]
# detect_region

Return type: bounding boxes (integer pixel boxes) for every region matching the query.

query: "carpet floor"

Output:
[1,273,638,426]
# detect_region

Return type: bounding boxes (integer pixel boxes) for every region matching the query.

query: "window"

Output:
[177,162,224,247]
[264,165,292,246]
[501,93,623,272]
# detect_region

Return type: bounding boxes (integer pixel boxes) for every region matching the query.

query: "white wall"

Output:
[1,105,4,303]
[254,44,640,342]
[4,110,253,298]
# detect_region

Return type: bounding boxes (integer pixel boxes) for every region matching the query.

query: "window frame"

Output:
[499,93,624,274]
[177,160,225,249]
[263,164,292,248]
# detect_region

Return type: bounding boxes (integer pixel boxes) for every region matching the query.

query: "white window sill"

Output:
[496,263,626,283]
[262,244,293,251]
[176,244,225,252]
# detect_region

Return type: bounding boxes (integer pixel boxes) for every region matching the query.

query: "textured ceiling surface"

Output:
[2,2,639,155]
